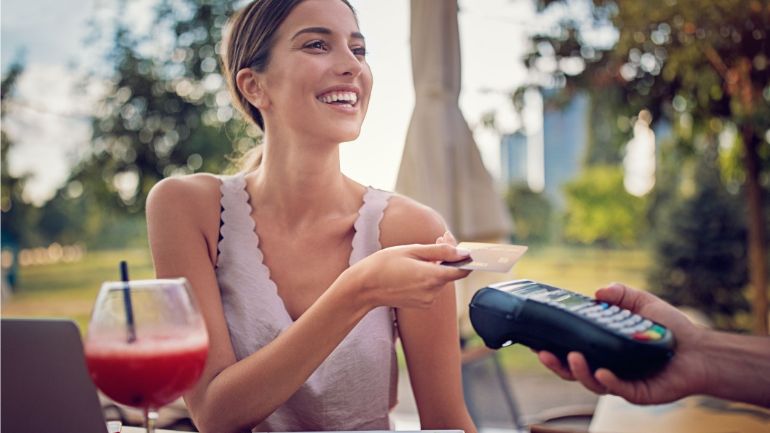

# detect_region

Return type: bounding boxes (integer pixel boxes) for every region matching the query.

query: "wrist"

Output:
[687,326,715,396]
[681,326,770,407]
[336,265,375,316]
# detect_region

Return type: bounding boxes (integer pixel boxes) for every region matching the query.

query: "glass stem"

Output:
[144,408,159,433]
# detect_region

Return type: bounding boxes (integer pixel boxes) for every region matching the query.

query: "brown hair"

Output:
[221,0,357,131]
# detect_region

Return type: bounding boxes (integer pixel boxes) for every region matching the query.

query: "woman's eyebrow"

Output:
[291,26,366,42]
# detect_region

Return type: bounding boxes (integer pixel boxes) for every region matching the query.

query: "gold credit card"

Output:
[441,242,528,272]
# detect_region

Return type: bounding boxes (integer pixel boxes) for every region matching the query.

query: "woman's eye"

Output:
[352,46,367,57]
[304,40,328,51]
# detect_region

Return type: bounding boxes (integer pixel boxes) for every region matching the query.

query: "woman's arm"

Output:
[382,197,477,433]
[398,281,477,432]
[146,177,472,432]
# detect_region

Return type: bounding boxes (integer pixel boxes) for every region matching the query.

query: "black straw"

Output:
[120,260,137,343]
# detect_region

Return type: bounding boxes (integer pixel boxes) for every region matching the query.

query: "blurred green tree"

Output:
[72,0,260,214]
[562,165,645,247]
[648,140,749,329]
[505,182,553,243]
[583,86,627,166]
[524,0,770,333]
[2,62,34,290]
[1,62,44,249]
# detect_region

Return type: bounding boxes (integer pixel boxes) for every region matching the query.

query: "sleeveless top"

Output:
[215,173,398,431]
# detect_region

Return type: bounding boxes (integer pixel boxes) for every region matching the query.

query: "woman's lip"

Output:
[318,99,359,114]
[315,84,361,99]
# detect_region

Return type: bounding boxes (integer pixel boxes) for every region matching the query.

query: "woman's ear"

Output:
[236,68,269,110]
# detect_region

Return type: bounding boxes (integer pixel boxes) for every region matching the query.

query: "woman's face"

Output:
[257,0,372,144]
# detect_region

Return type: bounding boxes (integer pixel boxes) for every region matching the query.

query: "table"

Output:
[589,394,770,433]
[120,428,464,433]
[122,428,181,433]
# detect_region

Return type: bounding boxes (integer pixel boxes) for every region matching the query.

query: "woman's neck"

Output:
[245,133,360,228]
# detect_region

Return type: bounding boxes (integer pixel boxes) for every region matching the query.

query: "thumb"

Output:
[409,243,471,262]
[595,283,659,312]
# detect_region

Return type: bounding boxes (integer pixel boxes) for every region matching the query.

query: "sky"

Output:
[2,0,536,205]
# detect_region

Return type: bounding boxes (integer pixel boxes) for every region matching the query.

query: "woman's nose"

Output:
[333,49,363,77]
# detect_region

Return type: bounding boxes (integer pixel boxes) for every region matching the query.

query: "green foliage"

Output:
[530,0,769,125]
[648,142,749,329]
[526,0,770,327]
[505,182,553,243]
[1,61,43,250]
[584,86,628,166]
[525,0,770,192]
[73,0,260,215]
[7,1,268,251]
[562,166,646,247]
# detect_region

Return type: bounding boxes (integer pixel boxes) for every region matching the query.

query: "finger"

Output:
[538,351,575,381]
[434,266,472,282]
[412,258,471,283]
[567,352,608,395]
[444,230,458,246]
[435,232,454,246]
[595,283,659,312]
[595,368,641,402]
[409,243,470,262]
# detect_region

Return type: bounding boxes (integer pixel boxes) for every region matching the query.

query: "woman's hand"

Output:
[347,236,471,310]
[435,230,459,247]
[537,283,709,405]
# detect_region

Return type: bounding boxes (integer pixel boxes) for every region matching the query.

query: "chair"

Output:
[461,338,596,433]
[460,337,526,432]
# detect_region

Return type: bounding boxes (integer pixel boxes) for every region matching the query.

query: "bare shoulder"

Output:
[147,173,221,214]
[146,173,222,245]
[380,193,448,247]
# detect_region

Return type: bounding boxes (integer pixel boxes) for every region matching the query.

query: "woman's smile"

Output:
[316,84,360,114]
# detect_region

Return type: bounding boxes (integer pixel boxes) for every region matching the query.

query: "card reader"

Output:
[469,279,675,380]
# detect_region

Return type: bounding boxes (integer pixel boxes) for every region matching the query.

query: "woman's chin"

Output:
[323,126,362,144]
[292,120,363,144]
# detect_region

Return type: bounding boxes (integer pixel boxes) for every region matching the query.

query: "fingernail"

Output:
[455,247,471,257]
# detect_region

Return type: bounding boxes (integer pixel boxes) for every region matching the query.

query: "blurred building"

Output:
[499,90,589,208]
[500,131,528,184]
[542,91,589,207]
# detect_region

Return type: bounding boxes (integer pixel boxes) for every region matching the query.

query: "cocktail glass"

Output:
[84,278,208,433]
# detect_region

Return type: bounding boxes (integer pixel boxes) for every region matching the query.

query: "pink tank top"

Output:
[215,173,398,431]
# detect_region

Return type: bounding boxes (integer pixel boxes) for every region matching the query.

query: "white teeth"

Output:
[317,91,358,105]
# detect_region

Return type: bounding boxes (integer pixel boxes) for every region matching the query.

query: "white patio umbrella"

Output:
[396,0,511,241]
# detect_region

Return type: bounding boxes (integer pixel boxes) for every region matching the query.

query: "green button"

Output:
[651,324,666,335]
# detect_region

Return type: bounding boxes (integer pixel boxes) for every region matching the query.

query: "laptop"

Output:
[1,318,108,433]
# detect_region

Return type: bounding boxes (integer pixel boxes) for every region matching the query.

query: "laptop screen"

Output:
[1,318,108,433]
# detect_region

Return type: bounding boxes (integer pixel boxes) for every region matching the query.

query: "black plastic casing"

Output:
[469,282,675,380]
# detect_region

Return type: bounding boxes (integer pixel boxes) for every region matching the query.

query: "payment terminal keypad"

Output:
[506,283,667,342]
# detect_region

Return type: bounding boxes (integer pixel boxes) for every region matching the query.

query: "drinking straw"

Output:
[120,260,137,343]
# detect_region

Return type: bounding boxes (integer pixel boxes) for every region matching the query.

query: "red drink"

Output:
[85,333,208,409]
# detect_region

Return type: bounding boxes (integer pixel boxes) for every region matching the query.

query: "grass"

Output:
[2,248,155,330]
[514,244,651,293]
[2,245,652,371]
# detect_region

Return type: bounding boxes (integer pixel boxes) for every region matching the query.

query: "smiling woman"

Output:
[145,1,478,432]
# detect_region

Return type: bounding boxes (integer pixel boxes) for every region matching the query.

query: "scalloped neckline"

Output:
[236,173,374,323]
